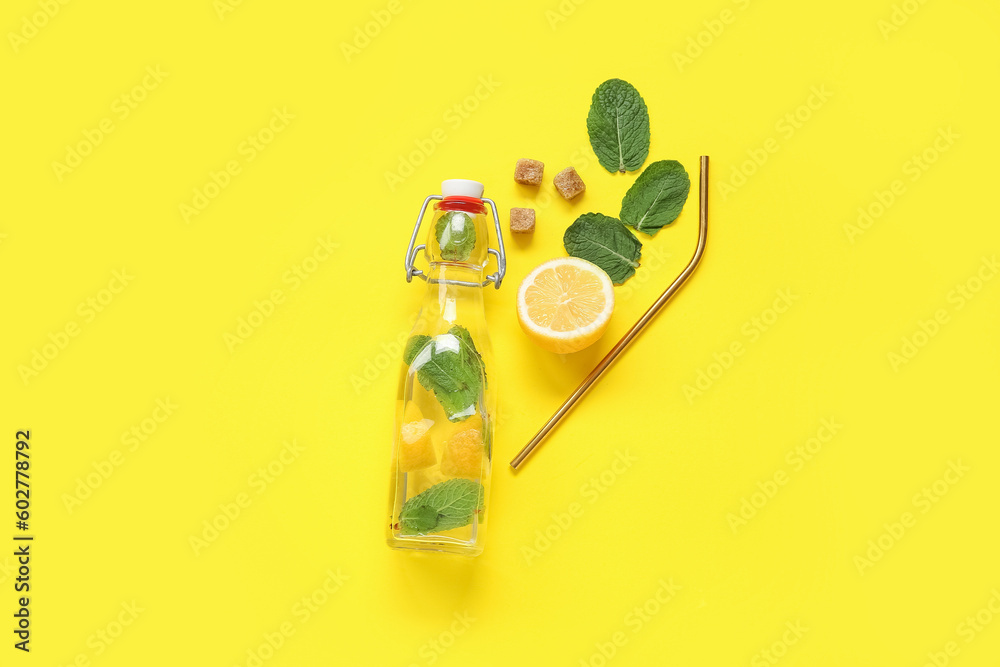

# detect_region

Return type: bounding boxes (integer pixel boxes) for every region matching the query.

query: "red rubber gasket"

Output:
[436,195,485,214]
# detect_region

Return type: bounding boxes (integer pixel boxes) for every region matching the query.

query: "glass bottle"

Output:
[386,179,505,556]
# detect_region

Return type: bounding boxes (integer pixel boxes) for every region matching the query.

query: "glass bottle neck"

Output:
[416,264,486,333]
[425,262,486,288]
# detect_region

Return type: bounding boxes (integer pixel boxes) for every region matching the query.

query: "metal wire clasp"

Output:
[403,195,507,289]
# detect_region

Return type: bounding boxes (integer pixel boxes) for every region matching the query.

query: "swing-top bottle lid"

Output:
[441,179,484,199]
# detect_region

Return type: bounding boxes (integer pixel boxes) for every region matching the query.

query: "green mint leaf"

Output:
[411,327,484,422]
[620,160,691,236]
[399,479,485,535]
[448,324,486,387]
[403,334,431,366]
[563,212,642,284]
[586,79,650,174]
[435,211,476,262]
[399,503,438,534]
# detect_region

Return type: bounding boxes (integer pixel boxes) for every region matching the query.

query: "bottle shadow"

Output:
[389,547,483,610]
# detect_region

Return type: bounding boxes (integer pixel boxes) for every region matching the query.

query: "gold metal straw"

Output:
[510,155,710,471]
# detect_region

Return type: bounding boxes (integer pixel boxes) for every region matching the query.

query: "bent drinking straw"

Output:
[510,155,710,471]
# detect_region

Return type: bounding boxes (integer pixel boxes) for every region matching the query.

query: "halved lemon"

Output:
[516,257,615,354]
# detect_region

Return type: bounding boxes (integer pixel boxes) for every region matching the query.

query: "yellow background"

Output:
[2,0,999,664]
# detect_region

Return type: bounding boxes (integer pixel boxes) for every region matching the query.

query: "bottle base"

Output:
[386,534,484,557]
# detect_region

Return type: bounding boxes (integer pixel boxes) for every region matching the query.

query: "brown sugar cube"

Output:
[553,167,585,200]
[509,207,535,234]
[514,159,544,186]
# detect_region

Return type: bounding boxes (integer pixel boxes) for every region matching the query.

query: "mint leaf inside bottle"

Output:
[399,479,485,535]
[435,211,476,262]
[405,325,484,422]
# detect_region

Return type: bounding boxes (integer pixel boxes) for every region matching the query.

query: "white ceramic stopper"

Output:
[441,179,484,199]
